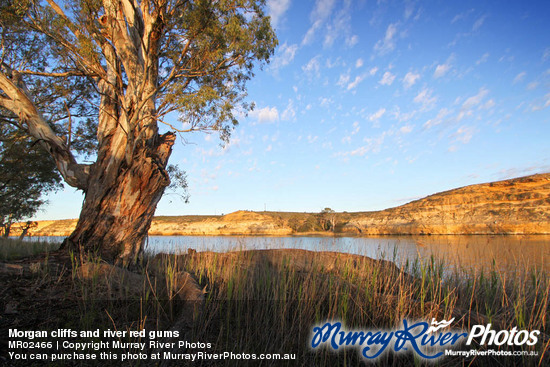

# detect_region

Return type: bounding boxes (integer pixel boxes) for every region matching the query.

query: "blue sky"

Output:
[35,0,550,220]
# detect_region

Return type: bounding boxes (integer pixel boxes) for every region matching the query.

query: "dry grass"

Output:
[1,238,548,366]
[0,237,60,261]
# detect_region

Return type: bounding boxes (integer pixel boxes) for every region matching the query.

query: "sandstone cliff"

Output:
[342,173,550,235]
[18,173,550,237]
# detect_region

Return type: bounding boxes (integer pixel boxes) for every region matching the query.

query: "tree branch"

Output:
[0,71,90,190]
[18,70,87,78]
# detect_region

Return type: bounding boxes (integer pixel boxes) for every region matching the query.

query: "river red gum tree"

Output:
[0,0,276,264]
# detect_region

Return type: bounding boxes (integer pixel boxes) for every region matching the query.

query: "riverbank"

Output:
[13,173,550,238]
[0,238,548,366]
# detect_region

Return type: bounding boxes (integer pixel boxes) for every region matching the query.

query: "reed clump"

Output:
[1,238,548,366]
[150,249,549,366]
[0,237,59,261]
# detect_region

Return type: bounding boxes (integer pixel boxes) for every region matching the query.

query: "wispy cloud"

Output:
[472,15,486,31]
[267,0,292,28]
[476,52,489,65]
[250,106,279,123]
[302,55,322,78]
[302,0,338,46]
[530,93,550,111]
[513,71,526,84]
[451,9,474,24]
[423,107,451,129]
[270,43,299,71]
[455,87,489,121]
[347,74,366,90]
[281,99,296,121]
[461,87,489,110]
[323,1,354,48]
[453,126,475,144]
[369,108,386,122]
[496,163,550,180]
[414,88,437,110]
[399,124,413,134]
[335,132,387,159]
[402,71,420,89]
[374,23,399,55]
[434,64,450,78]
[379,71,396,86]
[302,20,322,45]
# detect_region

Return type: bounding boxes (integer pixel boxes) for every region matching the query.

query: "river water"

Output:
[35,235,550,275]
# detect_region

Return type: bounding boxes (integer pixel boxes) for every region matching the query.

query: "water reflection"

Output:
[144,235,550,275]
[24,235,549,275]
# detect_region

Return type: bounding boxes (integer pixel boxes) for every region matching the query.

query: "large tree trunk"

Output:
[63,132,175,265]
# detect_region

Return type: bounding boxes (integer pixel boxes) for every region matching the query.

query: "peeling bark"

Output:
[63,132,176,265]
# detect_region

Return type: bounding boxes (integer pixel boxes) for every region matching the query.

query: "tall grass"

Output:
[0,237,60,261]
[148,249,549,366]
[2,238,548,366]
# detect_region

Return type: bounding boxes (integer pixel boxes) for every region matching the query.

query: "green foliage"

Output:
[0,126,62,235]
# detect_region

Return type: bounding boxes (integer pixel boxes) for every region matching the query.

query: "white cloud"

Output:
[319,97,333,107]
[335,132,388,159]
[267,0,291,28]
[374,23,398,55]
[451,9,474,24]
[434,54,454,79]
[270,43,299,72]
[281,99,296,121]
[311,0,336,22]
[369,67,379,76]
[347,74,366,90]
[404,2,414,20]
[337,73,350,87]
[513,71,526,84]
[462,87,489,110]
[346,35,359,47]
[302,20,322,45]
[399,124,413,134]
[369,108,386,122]
[402,71,420,89]
[472,16,486,31]
[530,93,550,111]
[251,106,279,123]
[307,135,318,143]
[355,58,364,68]
[527,81,539,90]
[414,88,437,109]
[423,107,451,129]
[481,99,495,110]
[379,71,396,86]
[434,63,451,78]
[392,106,417,122]
[476,52,489,65]
[453,126,475,144]
[302,55,321,77]
[543,48,550,62]
[301,0,336,45]
[323,3,354,48]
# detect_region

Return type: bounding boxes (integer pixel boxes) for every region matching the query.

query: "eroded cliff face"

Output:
[343,173,550,235]
[148,211,293,236]
[17,173,550,237]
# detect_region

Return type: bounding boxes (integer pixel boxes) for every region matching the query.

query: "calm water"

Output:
[34,235,550,275]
